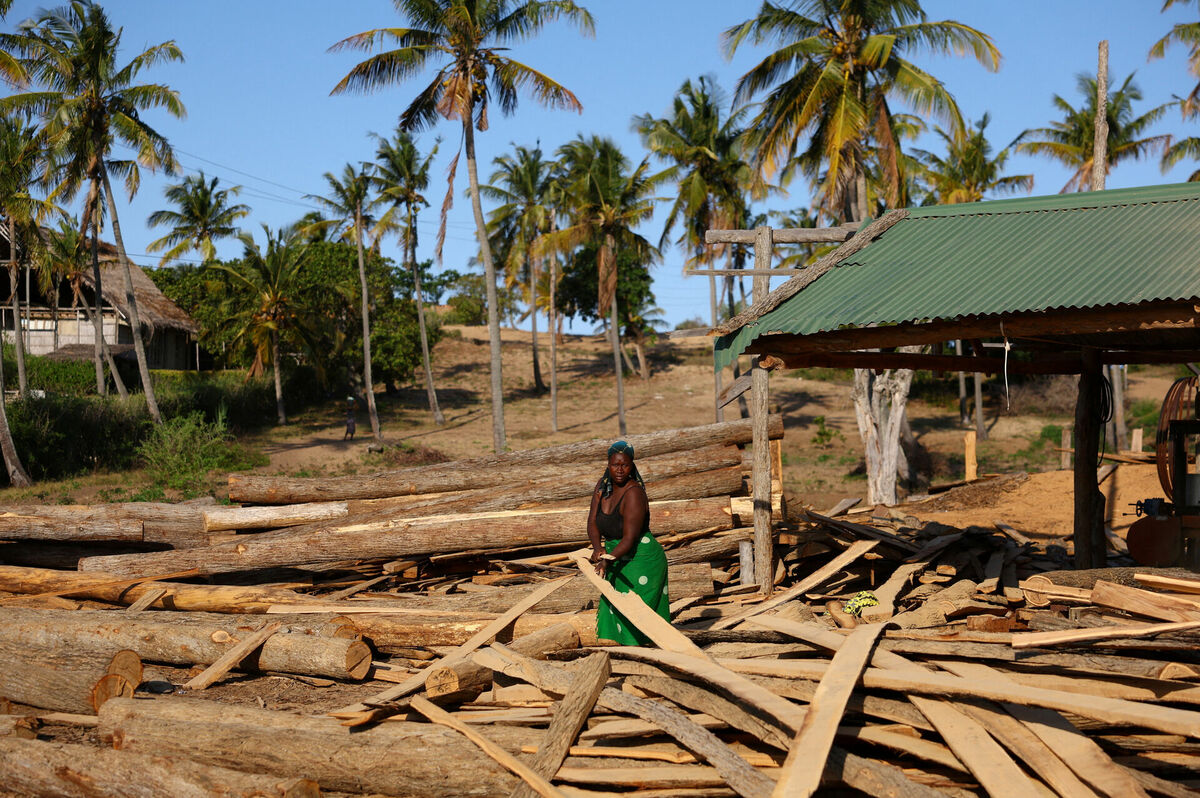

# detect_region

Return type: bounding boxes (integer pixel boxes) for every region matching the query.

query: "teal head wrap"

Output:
[599,440,645,497]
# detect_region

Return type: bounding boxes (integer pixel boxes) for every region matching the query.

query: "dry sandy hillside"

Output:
[247,324,1179,550]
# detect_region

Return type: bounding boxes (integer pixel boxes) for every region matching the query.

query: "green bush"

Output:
[2,345,100,395]
[137,410,264,494]
[7,394,151,479]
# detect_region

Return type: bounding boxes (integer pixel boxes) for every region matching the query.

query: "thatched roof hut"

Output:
[77,242,198,336]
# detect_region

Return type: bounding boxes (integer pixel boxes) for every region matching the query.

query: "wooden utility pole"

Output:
[1074,348,1107,569]
[751,226,773,594]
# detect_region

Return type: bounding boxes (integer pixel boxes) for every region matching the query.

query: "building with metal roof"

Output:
[715,182,1200,374]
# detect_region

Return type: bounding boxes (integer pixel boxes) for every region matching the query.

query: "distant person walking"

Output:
[344,396,357,441]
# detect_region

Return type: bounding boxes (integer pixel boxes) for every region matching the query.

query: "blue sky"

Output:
[4,0,1198,331]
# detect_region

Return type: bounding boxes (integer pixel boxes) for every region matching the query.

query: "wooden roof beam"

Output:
[704,225,860,245]
[743,302,1200,357]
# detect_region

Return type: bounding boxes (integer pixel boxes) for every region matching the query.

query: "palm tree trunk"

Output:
[354,204,381,441]
[633,332,649,380]
[77,291,125,395]
[408,209,443,425]
[549,219,559,434]
[462,118,506,452]
[101,170,161,424]
[87,215,106,395]
[8,221,26,398]
[271,330,286,425]
[0,333,30,487]
[610,295,626,438]
[529,255,545,393]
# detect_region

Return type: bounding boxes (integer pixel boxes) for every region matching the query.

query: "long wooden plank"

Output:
[940,661,1149,798]
[716,657,1200,737]
[475,644,775,798]
[1089,580,1200,622]
[860,561,926,622]
[183,621,282,690]
[770,623,885,798]
[1134,573,1200,594]
[410,695,567,798]
[333,575,572,716]
[711,541,877,630]
[954,698,1100,798]
[747,617,1040,797]
[511,653,610,798]
[1012,619,1200,649]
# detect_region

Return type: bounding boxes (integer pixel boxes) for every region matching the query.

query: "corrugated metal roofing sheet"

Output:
[714,183,1200,370]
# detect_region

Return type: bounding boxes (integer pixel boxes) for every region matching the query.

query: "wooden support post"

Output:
[1061,426,1072,470]
[738,540,755,587]
[752,226,773,595]
[1131,427,1143,453]
[1074,348,1107,569]
[964,430,977,482]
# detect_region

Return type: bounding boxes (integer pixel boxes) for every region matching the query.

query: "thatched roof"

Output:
[79,242,198,336]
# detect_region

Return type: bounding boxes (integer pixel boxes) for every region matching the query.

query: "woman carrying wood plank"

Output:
[587,441,670,644]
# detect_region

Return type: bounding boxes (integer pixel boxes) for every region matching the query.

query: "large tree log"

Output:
[0,541,169,569]
[203,501,350,532]
[0,608,370,680]
[0,641,140,714]
[0,738,319,798]
[348,609,599,649]
[0,565,314,613]
[666,530,751,565]
[229,417,782,503]
[79,497,737,578]
[345,461,745,519]
[98,696,535,796]
[424,621,579,701]
[0,503,207,547]
[0,512,141,542]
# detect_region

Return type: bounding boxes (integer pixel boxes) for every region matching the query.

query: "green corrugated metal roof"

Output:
[715,182,1200,370]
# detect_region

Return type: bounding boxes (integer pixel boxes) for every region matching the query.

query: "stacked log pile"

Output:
[1,419,1199,795]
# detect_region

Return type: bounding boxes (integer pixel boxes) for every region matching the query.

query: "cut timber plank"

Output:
[805,511,920,552]
[954,698,1100,798]
[184,621,282,690]
[333,575,572,717]
[940,661,1148,798]
[771,623,885,798]
[860,561,926,622]
[0,568,201,604]
[1012,619,1200,649]
[124,587,166,613]
[1089,580,1200,622]
[511,652,610,798]
[475,645,774,798]
[710,541,877,630]
[1134,573,1200,594]
[410,695,566,798]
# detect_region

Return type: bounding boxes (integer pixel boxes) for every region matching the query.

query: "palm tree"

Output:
[540,136,662,436]
[1015,72,1170,192]
[1151,0,1200,117]
[329,0,594,453]
[307,164,382,441]
[483,144,554,393]
[208,225,313,425]
[372,127,444,424]
[724,0,999,223]
[147,172,250,265]
[635,75,755,421]
[2,0,185,424]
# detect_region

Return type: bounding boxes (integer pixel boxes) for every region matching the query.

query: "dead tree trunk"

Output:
[852,358,916,506]
[0,738,320,798]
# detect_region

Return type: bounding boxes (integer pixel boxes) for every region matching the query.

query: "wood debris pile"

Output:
[0,418,1198,796]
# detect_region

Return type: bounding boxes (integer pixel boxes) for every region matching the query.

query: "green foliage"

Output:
[153,368,324,431]
[7,395,150,479]
[137,410,264,495]
[810,415,846,448]
[444,272,518,326]
[556,243,655,329]
[674,316,707,331]
[2,345,95,394]
[1127,398,1161,447]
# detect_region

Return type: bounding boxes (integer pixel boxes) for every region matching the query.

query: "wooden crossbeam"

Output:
[705,225,859,245]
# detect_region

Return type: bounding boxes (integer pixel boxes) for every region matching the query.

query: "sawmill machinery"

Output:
[1128,376,1200,567]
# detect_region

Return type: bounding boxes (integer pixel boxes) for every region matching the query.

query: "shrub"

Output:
[7,394,151,479]
[137,410,264,494]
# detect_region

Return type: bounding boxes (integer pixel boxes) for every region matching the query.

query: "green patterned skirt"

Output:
[596,532,670,645]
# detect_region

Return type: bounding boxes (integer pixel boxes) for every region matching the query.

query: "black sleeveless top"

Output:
[596,486,651,541]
